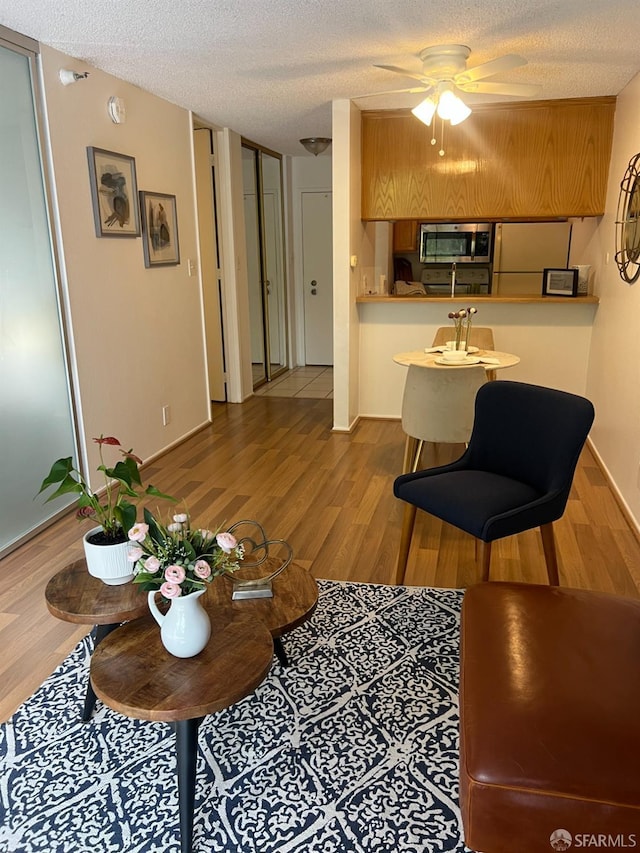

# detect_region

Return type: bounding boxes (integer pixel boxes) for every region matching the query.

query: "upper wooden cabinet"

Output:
[392,220,418,252]
[361,97,616,221]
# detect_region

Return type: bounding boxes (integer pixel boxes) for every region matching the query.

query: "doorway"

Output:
[302,191,333,365]
[241,142,288,389]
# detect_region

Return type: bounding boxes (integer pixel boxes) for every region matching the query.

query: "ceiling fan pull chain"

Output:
[439,117,446,157]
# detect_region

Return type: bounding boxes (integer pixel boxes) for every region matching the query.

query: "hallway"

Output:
[253,366,333,399]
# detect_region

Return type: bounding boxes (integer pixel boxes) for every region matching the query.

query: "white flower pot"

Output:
[83,526,135,585]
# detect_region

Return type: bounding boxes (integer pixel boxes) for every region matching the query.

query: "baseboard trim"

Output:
[141,421,211,471]
[332,414,360,433]
[587,436,640,545]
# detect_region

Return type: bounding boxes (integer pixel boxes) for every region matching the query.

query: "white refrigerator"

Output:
[491,222,572,295]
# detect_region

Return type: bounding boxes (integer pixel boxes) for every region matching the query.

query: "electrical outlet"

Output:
[162,405,171,426]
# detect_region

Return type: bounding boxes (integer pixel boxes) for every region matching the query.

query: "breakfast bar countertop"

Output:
[356,294,599,304]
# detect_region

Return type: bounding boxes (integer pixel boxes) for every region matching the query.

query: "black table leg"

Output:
[174,717,204,853]
[82,623,119,721]
[273,636,289,667]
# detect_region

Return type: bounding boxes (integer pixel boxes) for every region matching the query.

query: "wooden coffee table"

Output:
[90,613,273,853]
[45,559,148,720]
[205,560,319,666]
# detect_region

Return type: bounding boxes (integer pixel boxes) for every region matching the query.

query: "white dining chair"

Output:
[401,364,488,473]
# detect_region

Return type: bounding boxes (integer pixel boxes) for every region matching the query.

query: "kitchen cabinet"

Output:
[362,97,616,221]
[393,220,418,252]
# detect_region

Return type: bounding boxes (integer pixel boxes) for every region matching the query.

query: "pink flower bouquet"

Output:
[129,507,244,598]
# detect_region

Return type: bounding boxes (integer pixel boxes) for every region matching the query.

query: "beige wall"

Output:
[586,70,640,532]
[40,46,209,483]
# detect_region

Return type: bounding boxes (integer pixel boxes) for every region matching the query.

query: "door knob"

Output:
[311,288,317,295]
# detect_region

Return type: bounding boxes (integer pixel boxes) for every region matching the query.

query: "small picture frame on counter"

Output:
[542,267,579,297]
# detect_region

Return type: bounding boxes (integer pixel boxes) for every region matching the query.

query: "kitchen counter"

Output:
[356,296,599,419]
[356,294,599,304]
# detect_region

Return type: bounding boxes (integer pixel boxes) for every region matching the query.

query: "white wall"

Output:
[332,99,365,431]
[358,301,597,417]
[40,46,209,483]
[586,71,640,530]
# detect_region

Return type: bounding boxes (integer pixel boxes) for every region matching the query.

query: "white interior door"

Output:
[302,191,333,365]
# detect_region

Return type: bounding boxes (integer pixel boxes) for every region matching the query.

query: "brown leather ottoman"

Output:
[459,582,640,853]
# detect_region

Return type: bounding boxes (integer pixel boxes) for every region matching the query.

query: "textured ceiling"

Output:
[1,0,638,156]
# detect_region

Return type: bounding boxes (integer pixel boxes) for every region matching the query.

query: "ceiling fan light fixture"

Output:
[411,96,437,127]
[299,137,332,156]
[436,87,471,124]
[448,97,472,126]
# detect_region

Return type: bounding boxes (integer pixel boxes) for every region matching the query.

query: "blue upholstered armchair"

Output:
[393,381,595,585]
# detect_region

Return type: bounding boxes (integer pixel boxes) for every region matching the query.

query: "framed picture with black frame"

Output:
[139,191,180,267]
[542,267,579,297]
[87,147,140,237]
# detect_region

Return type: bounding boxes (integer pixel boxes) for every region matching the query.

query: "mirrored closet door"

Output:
[241,142,287,389]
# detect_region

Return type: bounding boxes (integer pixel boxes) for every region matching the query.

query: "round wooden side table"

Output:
[205,560,319,665]
[90,614,273,853]
[45,559,148,720]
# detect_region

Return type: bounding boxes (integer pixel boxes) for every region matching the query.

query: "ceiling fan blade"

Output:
[457,80,542,98]
[455,54,527,84]
[356,86,429,98]
[374,64,429,84]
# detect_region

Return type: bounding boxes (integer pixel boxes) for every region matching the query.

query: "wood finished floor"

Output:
[1,395,639,721]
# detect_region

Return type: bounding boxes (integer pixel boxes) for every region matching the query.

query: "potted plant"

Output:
[38,435,175,585]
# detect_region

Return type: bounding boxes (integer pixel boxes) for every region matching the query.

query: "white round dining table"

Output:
[393,349,520,372]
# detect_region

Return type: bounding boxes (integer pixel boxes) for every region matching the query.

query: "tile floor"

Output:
[253,366,333,398]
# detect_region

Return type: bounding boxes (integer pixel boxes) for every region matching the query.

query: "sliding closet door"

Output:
[242,145,267,386]
[241,142,287,389]
[261,152,286,375]
[0,31,77,555]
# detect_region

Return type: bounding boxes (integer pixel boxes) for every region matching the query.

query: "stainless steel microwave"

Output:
[419,223,493,263]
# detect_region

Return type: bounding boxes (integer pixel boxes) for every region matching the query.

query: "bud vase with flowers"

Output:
[447,307,478,350]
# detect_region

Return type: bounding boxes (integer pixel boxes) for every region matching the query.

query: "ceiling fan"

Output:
[370,44,542,102]
[363,44,541,155]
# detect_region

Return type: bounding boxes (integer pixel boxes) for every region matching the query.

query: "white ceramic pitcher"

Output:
[147,588,211,658]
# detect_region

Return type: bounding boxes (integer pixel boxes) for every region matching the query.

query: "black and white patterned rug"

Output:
[0,581,472,853]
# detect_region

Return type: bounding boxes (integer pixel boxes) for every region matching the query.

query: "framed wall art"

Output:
[542,267,579,297]
[87,147,140,237]
[139,191,180,267]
